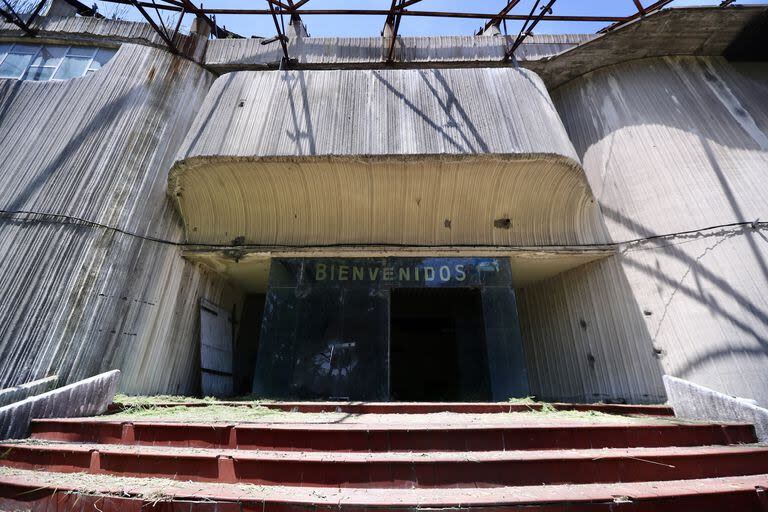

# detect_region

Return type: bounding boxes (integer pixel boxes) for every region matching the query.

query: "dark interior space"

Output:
[233,294,266,395]
[390,288,490,402]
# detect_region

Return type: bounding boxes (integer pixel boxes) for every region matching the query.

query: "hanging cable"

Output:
[1,208,765,252]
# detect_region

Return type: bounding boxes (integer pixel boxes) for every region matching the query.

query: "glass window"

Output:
[52,55,91,80]
[31,46,67,68]
[87,48,116,72]
[66,46,98,58]
[0,52,33,79]
[11,43,40,54]
[0,43,12,64]
[22,66,55,81]
[0,42,117,82]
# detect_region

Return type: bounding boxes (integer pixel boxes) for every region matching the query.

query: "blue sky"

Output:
[94,0,767,39]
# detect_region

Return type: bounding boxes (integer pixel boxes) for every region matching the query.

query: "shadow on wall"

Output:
[276,68,492,156]
[597,134,768,380]
[601,210,768,388]
[0,82,153,389]
[1,84,141,214]
[370,69,489,154]
[552,56,768,404]
[283,70,317,156]
[0,47,226,395]
[517,255,667,405]
[558,58,768,157]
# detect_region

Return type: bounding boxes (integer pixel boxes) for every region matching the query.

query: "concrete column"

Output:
[45,0,78,17]
[288,15,308,38]
[481,24,502,37]
[190,16,212,38]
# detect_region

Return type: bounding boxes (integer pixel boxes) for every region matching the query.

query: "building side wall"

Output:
[517,256,666,404]
[546,57,768,406]
[0,43,239,394]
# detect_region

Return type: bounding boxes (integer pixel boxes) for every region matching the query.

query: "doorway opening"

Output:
[389,288,491,402]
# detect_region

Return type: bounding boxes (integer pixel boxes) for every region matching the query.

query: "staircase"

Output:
[1,401,767,511]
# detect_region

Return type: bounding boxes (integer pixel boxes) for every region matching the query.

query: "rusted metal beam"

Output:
[599,0,673,32]
[176,0,214,38]
[129,0,179,53]
[476,0,522,36]
[98,0,241,37]
[107,0,183,12]
[0,0,35,35]
[631,0,646,15]
[170,4,185,45]
[504,0,558,61]
[154,0,242,38]
[384,0,407,64]
[202,9,622,22]
[285,0,305,37]
[61,0,105,17]
[268,0,290,65]
[26,0,48,25]
[86,2,628,22]
[265,0,292,11]
[150,0,172,40]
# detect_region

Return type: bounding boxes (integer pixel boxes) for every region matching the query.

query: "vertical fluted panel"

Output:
[0,43,240,394]
[536,57,768,405]
[202,34,594,71]
[517,257,666,404]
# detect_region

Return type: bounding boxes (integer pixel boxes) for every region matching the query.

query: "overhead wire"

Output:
[0,208,765,252]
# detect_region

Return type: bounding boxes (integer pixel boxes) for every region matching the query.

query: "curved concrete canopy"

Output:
[171,68,608,247]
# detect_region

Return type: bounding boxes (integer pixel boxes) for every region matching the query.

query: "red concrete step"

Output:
[107,400,674,415]
[2,442,768,488]
[30,418,758,451]
[1,467,768,511]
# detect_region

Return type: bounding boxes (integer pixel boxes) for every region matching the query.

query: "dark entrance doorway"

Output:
[389,288,491,402]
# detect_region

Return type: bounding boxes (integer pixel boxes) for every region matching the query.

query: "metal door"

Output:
[200,299,234,397]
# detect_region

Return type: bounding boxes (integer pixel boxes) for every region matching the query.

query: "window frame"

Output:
[0,42,117,82]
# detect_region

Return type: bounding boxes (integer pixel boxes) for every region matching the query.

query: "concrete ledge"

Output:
[528,6,767,89]
[0,376,58,408]
[0,370,119,440]
[663,375,768,442]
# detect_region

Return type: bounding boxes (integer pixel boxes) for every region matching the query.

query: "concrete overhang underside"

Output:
[185,248,614,293]
[169,67,608,249]
[170,153,606,247]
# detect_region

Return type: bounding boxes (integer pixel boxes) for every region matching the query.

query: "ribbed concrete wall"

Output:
[204,34,594,71]
[0,16,206,60]
[518,257,666,404]
[171,67,607,247]
[537,56,768,405]
[0,43,240,394]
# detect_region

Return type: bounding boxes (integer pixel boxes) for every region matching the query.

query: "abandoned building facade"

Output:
[0,3,767,406]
